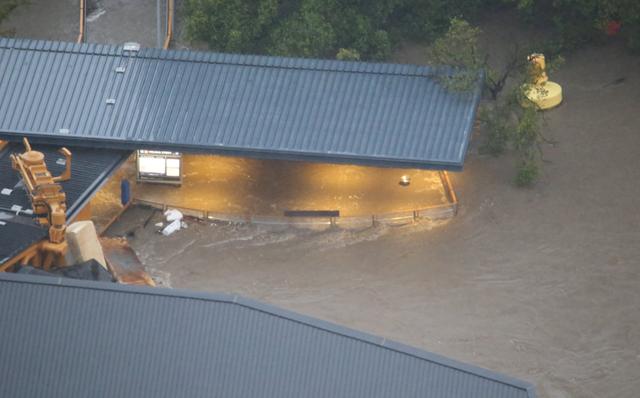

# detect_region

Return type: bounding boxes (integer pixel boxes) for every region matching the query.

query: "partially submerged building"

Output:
[0,272,536,398]
[0,37,479,223]
[0,39,535,396]
[0,36,480,264]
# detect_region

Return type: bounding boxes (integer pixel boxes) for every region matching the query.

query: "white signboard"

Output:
[136,150,182,185]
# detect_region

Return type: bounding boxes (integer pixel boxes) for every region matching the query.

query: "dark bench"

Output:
[283,210,340,218]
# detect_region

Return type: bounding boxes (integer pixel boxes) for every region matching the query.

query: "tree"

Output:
[183,0,278,53]
[479,60,561,187]
[182,0,489,61]
[507,0,640,53]
[336,48,361,61]
[268,8,336,57]
[427,17,555,186]
[426,18,483,92]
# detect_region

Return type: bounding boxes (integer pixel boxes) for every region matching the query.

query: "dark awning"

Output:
[0,38,482,170]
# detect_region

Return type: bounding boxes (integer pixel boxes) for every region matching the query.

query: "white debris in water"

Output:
[10,205,22,214]
[86,8,106,23]
[155,222,163,227]
[164,209,183,222]
[162,219,181,236]
[1,188,12,195]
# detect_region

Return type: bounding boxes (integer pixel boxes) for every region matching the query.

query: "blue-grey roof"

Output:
[0,273,535,398]
[0,38,482,170]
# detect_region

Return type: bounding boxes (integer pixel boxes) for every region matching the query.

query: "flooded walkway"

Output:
[92,155,451,224]
[135,155,450,217]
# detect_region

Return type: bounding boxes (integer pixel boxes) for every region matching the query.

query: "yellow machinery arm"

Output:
[9,138,72,268]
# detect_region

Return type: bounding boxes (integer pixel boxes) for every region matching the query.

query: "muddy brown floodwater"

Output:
[3,5,640,398]
[1,0,160,47]
[111,16,640,398]
[131,155,449,217]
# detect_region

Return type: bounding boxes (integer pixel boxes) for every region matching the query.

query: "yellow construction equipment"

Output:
[10,138,72,269]
[521,53,563,110]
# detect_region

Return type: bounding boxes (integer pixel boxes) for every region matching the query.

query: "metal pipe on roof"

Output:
[163,0,174,49]
[77,0,86,44]
[156,0,162,48]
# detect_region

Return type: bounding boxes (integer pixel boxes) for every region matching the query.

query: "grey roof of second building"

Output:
[0,38,482,170]
[0,273,535,398]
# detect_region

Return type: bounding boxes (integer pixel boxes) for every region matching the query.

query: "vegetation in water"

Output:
[182,0,488,60]
[0,0,23,36]
[426,18,483,92]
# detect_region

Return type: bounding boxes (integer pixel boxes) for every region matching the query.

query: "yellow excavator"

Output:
[10,138,72,269]
[7,138,153,285]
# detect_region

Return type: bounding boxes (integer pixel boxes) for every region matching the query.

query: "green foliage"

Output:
[414,16,547,185]
[183,0,640,58]
[427,18,483,92]
[429,18,482,69]
[478,76,545,184]
[625,11,640,53]
[268,7,336,57]
[473,38,550,187]
[183,0,278,53]
[515,157,539,187]
[480,88,544,186]
[507,0,640,52]
[512,105,540,152]
[183,0,489,60]
[0,0,22,36]
[368,30,392,60]
[392,0,490,41]
[478,105,510,156]
[336,48,360,61]
[0,0,21,20]
[269,0,395,60]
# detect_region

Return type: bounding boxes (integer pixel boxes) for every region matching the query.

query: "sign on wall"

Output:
[136,150,182,185]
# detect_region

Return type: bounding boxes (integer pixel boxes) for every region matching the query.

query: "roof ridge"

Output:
[0,272,535,396]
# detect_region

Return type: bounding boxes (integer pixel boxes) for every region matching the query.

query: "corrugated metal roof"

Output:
[0,217,47,264]
[0,142,129,219]
[0,273,535,398]
[0,38,481,170]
